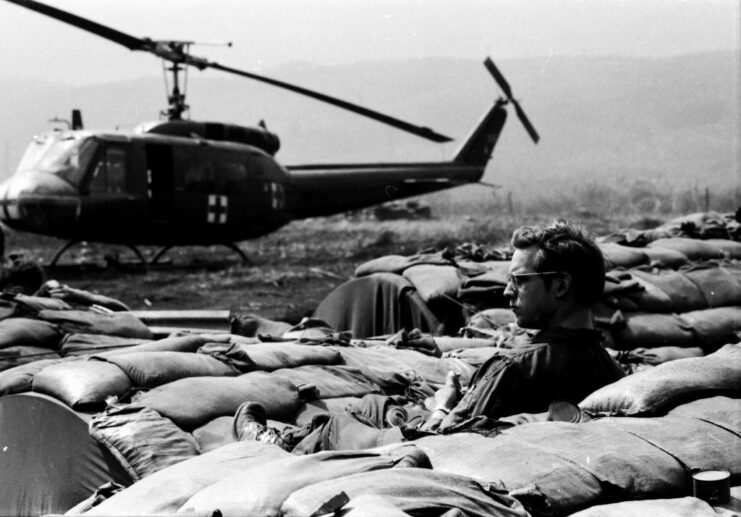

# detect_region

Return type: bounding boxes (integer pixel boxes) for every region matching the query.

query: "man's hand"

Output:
[420,371,461,432]
[433,371,461,411]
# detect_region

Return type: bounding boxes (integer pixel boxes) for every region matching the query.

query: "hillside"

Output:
[0,52,738,207]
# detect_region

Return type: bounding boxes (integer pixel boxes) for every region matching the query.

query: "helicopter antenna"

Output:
[48,116,71,130]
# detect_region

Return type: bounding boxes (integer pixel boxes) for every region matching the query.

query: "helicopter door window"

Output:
[179,151,246,195]
[88,146,128,194]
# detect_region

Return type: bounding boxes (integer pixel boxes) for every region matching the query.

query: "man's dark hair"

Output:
[511,220,605,305]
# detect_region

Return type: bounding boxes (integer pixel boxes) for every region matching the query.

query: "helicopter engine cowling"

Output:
[138,120,281,155]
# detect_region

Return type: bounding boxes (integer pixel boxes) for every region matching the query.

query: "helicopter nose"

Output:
[0,172,79,227]
[0,176,33,220]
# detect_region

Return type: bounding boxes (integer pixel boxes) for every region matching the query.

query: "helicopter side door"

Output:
[77,142,141,242]
[170,145,250,243]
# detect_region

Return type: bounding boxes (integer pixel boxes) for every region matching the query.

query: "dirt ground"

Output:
[5,217,459,325]
[4,211,639,325]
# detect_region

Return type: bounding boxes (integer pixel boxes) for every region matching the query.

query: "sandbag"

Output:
[0,298,18,320]
[281,468,530,517]
[177,445,427,517]
[401,264,462,303]
[467,308,517,329]
[668,396,741,433]
[640,246,690,268]
[84,441,287,516]
[684,265,741,308]
[35,309,152,339]
[682,307,741,352]
[456,262,510,309]
[580,343,741,416]
[443,346,502,367]
[608,311,698,349]
[191,416,235,452]
[271,364,382,399]
[630,269,707,313]
[136,371,300,430]
[324,345,428,395]
[0,357,68,395]
[211,342,342,372]
[333,345,418,383]
[414,422,687,516]
[647,237,725,261]
[354,253,453,277]
[704,238,741,259]
[32,359,132,410]
[0,345,61,372]
[605,274,674,313]
[95,333,212,357]
[59,333,152,356]
[569,497,723,517]
[0,317,62,350]
[598,242,648,269]
[100,351,238,388]
[599,416,741,475]
[335,495,412,517]
[89,404,202,482]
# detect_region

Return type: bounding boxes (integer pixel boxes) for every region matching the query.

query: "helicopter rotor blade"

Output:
[5,0,148,51]
[512,99,540,143]
[208,62,452,143]
[5,0,453,143]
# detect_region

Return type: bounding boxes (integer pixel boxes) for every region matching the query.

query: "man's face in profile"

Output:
[504,247,560,329]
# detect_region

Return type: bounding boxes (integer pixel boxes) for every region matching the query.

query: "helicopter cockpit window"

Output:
[88,147,127,194]
[17,134,96,187]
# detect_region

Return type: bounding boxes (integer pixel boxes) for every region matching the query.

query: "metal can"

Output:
[692,470,731,504]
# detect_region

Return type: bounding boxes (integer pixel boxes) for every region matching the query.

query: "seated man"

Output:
[419,220,625,432]
[234,220,625,448]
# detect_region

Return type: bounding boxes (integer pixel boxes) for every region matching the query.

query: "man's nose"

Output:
[503,283,515,299]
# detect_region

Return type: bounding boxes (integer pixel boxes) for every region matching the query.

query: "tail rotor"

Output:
[484,57,539,144]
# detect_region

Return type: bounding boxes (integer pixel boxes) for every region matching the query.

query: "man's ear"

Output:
[553,272,572,299]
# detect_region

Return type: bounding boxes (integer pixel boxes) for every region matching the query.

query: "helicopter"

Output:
[0,0,539,266]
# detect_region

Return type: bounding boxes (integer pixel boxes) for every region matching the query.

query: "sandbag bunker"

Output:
[0,211,739,516]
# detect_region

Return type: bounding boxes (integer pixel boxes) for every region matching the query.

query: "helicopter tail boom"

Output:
[452,100,508,167]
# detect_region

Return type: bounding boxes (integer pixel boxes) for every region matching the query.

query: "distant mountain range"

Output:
[1,52,738,201]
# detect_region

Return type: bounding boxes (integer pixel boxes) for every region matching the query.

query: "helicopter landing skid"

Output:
[224,243,251,265]
[150,243,251,265]
[48,241,149,267]
[48,240,80,267]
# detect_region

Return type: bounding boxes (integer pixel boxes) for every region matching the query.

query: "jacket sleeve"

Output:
[438,353,522,429]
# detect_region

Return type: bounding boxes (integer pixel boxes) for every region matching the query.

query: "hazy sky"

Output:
[1,0,739,85]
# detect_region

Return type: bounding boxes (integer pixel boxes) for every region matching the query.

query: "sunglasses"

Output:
[506,271,562,291]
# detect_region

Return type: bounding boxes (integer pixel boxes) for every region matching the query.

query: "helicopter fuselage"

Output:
[0,128,295,245]
[0,102,509,250]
